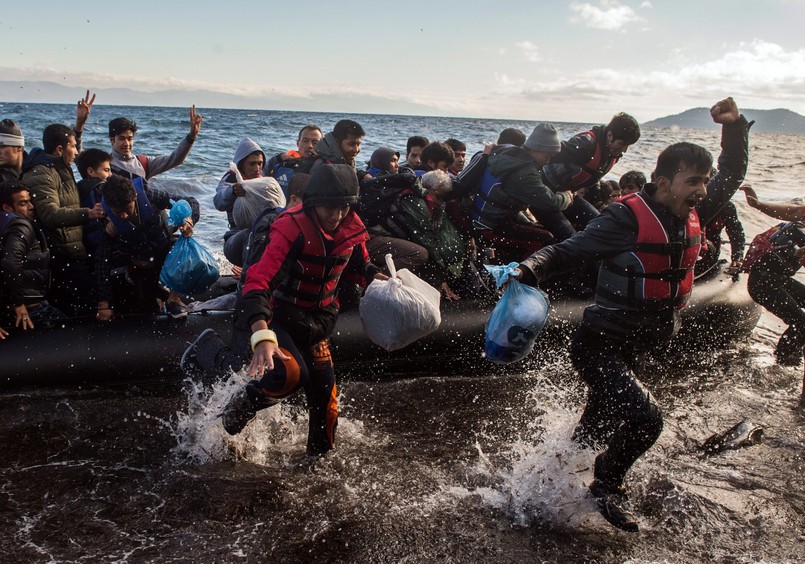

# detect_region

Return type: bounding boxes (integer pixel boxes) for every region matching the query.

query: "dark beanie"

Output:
[369,147,400,172]
[303,164,360,209]
[0,119,24,147]
[523,123,561,152]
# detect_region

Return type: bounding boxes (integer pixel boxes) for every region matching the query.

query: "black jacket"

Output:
[0,214,50,307]
[520,115,752,341]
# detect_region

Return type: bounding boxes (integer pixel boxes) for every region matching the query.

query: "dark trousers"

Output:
[533,197,600,243]
[477,222,554,263]
[196,305,339,456]
[747,259,805,328]
[570,325,664,489]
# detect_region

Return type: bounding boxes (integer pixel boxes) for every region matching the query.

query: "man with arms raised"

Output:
[513,98,750,532]
[108,105,203,181]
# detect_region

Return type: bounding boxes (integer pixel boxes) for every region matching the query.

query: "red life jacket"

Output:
[741,222,805,274]
[596,193,701,311]
[266,206,369,311]
[568,129,618,190]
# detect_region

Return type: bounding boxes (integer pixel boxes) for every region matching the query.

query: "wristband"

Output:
[250,329,278,351]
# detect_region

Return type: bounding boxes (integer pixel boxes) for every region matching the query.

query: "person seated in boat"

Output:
[363,146,400,179]
[22,123,105,316]
[399,170,467,300]
[497,128,526,147]
[107,105,203,182]
[238,172,309,282]
[740,184,805,366]
[0,180,66,331]
[538,113,641,242]
[445,138,467,177]
[513,97,750,532]
[619,170,646,196]
[579,179,618,212]
[403,136,429,170]
[94,174,199,320]
[470,123,570,263]
[75,148,113,258]
[183,164,387,458]
[359,148,429,273]
[310,119,365,173]
[214,137,282,267]
[0,119,26,184]
[263,124,323,194]
[412,141,454,176]
[0,91,94,184]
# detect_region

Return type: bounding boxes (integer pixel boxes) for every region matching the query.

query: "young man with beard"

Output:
[22,124,105,316]
[539,112,641,242]
[513,98,750,532]
[0,181,65,331]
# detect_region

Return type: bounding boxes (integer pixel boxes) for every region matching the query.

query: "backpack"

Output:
[240,206,285,287]
[357,168,420,227]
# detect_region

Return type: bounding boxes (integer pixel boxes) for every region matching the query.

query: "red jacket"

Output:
[240,204,375,327]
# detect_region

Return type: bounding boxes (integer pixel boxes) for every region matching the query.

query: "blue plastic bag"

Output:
[159,235,220,296]
[484,262,550,364]
[167,199,193,228]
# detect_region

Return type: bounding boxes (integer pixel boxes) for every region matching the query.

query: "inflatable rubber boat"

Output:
[0,263,761,387]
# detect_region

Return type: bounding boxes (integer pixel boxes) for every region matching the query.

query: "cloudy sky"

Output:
[2,0,804,122]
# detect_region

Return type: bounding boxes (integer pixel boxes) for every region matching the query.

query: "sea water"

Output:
[0,102,803,562]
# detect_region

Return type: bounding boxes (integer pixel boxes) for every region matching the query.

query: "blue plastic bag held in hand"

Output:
[167,199,192,228]
[159,236,220,296]
[484,262,550,364]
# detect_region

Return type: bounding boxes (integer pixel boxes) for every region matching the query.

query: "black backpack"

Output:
[358,168,420,227]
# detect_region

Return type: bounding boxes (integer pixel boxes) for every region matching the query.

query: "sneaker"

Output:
[180,328,217,372]
[589,479,639,532]
[221,388,257,435]
[166,301,189,319]
[775,327,804,366]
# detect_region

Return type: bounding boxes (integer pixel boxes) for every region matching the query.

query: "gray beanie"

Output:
[523,123,560,153]
[0,119,24,147]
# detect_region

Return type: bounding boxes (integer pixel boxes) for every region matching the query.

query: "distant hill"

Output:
[643,107,805,135]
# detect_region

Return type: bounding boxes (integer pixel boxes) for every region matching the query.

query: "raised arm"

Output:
[741,184,805,222]
[73,90,96,153]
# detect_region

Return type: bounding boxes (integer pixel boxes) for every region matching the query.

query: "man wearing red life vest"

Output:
[538,113,642,242]
[216,164,387,458]
[515,98,751,532]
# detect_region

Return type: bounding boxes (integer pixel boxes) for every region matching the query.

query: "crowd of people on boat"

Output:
[3,91,804,532]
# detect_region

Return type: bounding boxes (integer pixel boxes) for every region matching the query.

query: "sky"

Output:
[2,0,805,122]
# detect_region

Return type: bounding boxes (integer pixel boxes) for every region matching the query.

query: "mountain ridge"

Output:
[642,107,805,135]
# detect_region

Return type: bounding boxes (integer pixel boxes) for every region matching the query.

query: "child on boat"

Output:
[187,164,387,458]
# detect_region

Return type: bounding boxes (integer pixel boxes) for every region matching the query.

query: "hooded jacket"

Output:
[476,145,572,230]
[214,137,266,227]
[22,148,91,260]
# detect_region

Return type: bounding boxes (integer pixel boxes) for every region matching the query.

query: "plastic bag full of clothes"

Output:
[360,254,441,351]
[230,162,286,229]
[159,235,220,296]
[484,262,550,364]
